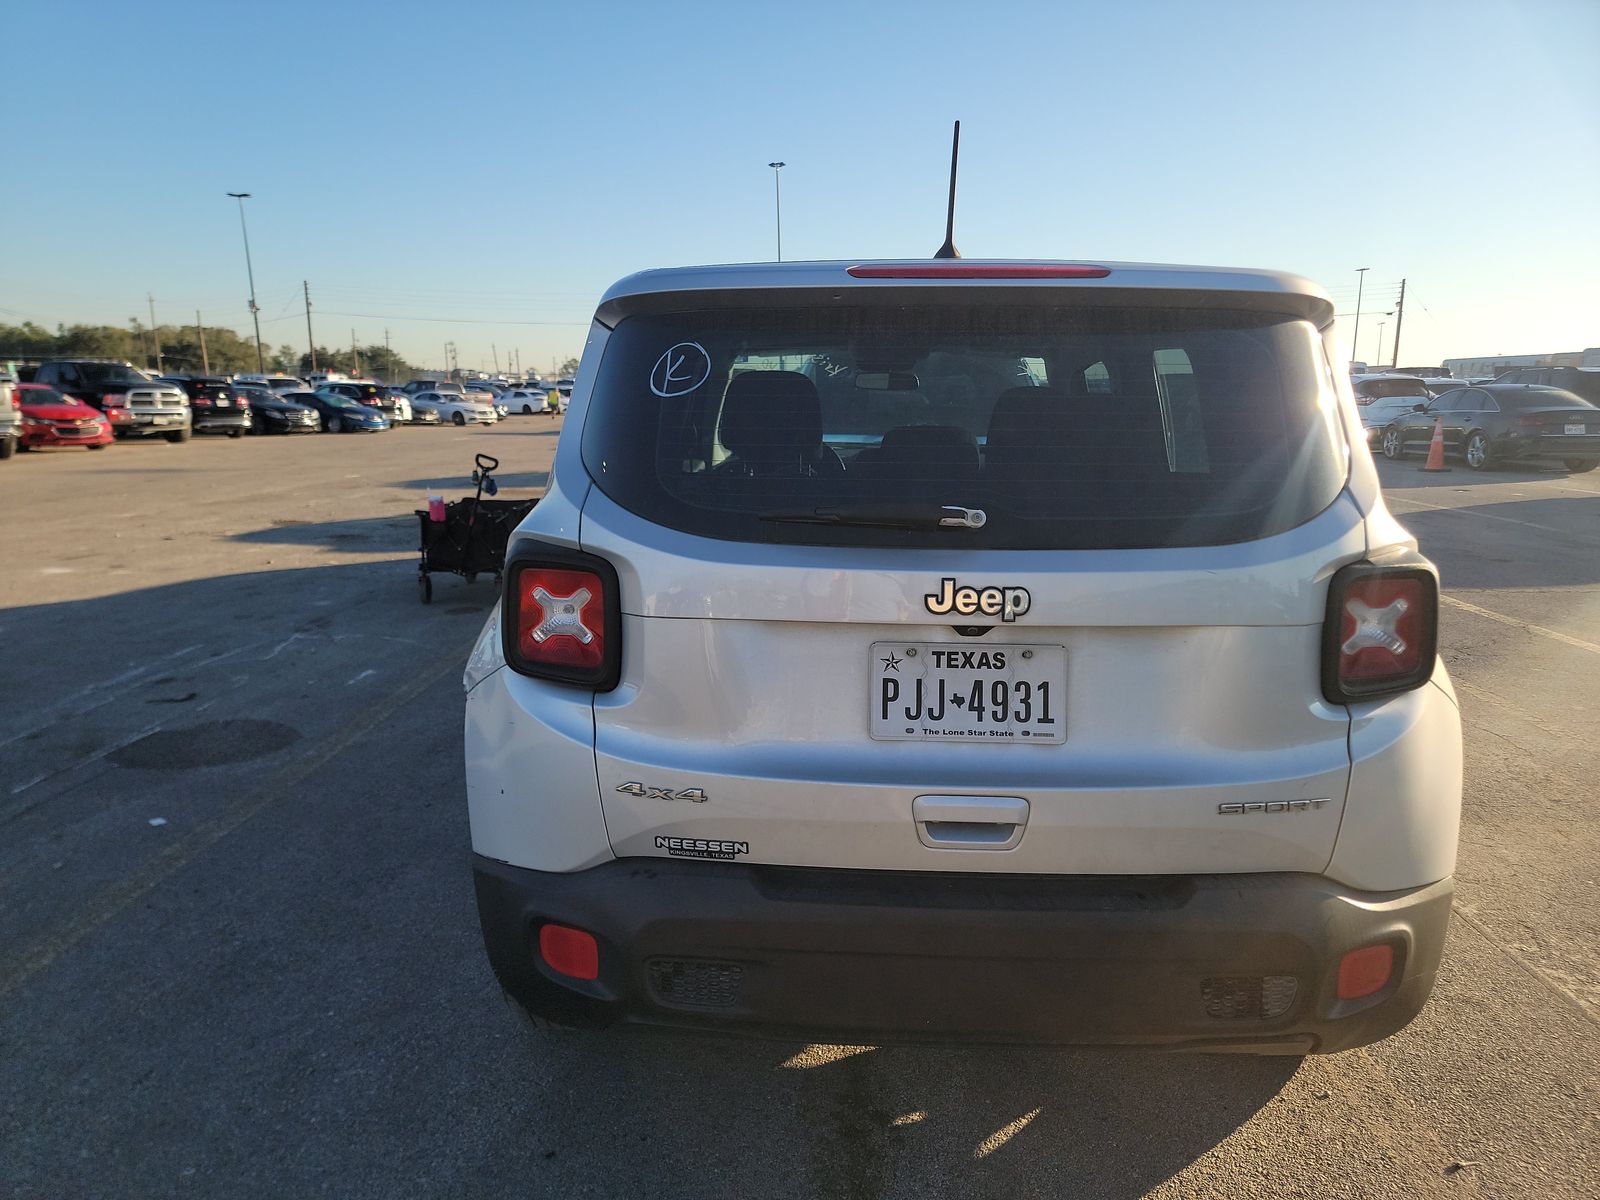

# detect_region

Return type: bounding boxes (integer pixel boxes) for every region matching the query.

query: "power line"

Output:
[293,309,589,326]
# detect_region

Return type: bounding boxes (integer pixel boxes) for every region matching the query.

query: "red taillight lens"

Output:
[1321,563,1438,704]
[1517,414,1543,427]
[538,924,599,980]
[1336,944,1394,1000]
[846,262,1111,279]
[502,548,621,690]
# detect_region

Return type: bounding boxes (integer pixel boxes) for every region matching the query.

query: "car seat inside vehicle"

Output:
[715,370,844,476]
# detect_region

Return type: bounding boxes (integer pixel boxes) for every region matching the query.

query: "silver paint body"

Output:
[464,261,1463,893]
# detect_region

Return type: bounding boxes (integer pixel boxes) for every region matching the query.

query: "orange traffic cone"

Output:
[1420,415,1451,472]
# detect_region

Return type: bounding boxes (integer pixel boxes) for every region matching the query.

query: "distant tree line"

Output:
[0,320,416,381]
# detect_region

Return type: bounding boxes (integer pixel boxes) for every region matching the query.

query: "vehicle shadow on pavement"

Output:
[229,515,418,551]
[1377,496,1600,588]
[1377,461,1598,491]
[390,471,549,492]
[488,1027,1298,1198]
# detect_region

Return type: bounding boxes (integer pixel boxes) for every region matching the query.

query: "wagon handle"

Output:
[475,453,499,473]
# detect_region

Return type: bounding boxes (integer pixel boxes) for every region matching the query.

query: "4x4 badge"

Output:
[924,578,1031,622]
[616,782,708,803]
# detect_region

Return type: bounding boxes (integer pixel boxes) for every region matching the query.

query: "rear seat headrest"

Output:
[875,424,980,478]
[718,370,823,463]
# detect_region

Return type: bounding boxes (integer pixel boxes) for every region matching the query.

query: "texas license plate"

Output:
[1566,423,1586,436]
[870,642,1065,743]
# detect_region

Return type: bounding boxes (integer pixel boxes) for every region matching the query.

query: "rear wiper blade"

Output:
[758,504,987,530]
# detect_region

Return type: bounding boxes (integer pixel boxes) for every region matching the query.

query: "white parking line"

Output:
[1387,493,1600,546]
[1441,595,1600,655]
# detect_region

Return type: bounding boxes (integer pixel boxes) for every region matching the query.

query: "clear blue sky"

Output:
[4,0,1596,374]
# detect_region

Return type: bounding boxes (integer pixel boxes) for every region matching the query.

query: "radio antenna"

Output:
[934,120,961,259]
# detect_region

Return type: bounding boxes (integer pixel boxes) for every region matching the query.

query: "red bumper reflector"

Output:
[538,923,599,980]
[846,263,1111,279]
[1336,944,1394,999]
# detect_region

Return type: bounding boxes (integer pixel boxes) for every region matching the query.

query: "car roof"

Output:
[595,259,1336,327]
[1478,383,1587,397]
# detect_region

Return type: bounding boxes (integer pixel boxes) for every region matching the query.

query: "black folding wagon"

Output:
[414,454,537,603]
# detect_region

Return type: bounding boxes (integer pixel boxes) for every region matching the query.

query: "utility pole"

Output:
[147,294,163,373]
[351,328,361,377]
[491,343,500,374]
[1390,278,1406,368]
[384,328,392,382]
[302,281,318,373]
[1351,267,1369,368]
[196,311,210,374]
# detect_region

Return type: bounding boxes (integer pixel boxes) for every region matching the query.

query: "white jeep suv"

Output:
[463,260,1462,1053]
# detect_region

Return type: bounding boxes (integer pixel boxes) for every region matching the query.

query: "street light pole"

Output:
[1376,319,1387,368]
[226,192,265,374]
[767,162,785,261]
[1350,267,1369,368]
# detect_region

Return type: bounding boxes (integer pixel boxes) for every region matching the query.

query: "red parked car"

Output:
[17,383,114,451]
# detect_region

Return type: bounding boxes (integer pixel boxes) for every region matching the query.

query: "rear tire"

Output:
[1563,458,1598,473]
[87,443,106,451]
[521,404,533,415]
[0,436,15,459]
[452,411,466,426]
[166,428,191,444]
[1465,431,1492,471]
[328,416,343,433]
[1381,427,1403,459]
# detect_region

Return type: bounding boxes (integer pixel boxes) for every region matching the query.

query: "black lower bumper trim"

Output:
[473,856,1452,1053]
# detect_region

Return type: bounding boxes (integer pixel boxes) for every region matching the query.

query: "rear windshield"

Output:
[81,364,151,386]
[581,304,1347,550]
[1355,378,1427,401]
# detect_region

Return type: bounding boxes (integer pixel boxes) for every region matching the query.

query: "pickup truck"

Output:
[31,361,191,442]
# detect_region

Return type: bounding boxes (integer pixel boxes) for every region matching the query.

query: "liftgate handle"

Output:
[475,453,499,474]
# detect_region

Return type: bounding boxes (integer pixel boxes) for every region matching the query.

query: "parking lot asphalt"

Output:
[2,428,1597,1199]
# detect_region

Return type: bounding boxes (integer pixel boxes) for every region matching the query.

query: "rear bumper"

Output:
[475,856,1452,1053]
[191,411,251,433]
[1494,432,1600,462]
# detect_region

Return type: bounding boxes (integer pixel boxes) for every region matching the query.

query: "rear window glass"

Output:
[81,364,150,386]
[1355,378,1427,401]
[581,305,1347,549]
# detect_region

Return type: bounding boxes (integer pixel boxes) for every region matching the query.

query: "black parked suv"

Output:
[31,360,192,441]
[1494,366,1600,406]
[160,377,252,437]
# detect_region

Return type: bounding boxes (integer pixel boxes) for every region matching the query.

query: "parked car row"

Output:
[0,360,566,458]
[1353,367,1600,472]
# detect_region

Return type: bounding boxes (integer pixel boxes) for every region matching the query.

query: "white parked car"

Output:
[411,391,497,426]
[464,259,1462,1053]
[1350,373,1433,446]
[502,387,553,415]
